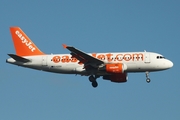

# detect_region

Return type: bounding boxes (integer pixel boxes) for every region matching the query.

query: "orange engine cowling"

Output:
[103,73,127,83]
[106,63,125,74]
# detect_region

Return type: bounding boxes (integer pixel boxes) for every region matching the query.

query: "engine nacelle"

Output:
[103,73,128,83]
[105,63,127,74]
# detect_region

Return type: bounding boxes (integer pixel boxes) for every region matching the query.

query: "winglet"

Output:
[62,44,67,49]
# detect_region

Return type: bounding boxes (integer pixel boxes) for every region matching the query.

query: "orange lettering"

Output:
[52,56,61,63]
[71,57,78,62]
[115,54,123,61]
[97,54,105,60]
[52,53,144,64]
[92,53,97,58]
[61,56,70,63]
[132,53,144,61]
[124,54,131,61]
[106,53,113,62]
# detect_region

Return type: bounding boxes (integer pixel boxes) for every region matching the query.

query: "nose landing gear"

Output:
[89,75,99,88]
[145,71,151,83]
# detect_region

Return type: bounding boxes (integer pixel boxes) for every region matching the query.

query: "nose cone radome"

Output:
[167,60,173,68]
[165,60,173,69]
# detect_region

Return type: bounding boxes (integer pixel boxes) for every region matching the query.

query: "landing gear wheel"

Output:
[146,78,151,83]
[89,75,95,82]
[92,81,98,88]
[89,75,99,88]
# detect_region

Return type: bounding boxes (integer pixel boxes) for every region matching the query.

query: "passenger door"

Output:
[42,56,47,66]
[144,52,150,63]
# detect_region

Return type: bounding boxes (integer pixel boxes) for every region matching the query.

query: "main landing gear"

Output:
[145,71,151,83]
[89,75,99,88]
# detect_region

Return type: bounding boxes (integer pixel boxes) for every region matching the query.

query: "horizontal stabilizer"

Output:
[8,54,31,62]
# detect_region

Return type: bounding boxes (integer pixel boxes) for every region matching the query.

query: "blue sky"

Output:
[0,0,179,120]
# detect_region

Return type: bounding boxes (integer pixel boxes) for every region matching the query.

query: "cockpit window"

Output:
[157,56,165,59]
[160,56,164,59]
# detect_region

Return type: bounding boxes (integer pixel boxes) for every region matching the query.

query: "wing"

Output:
[62,44,104,68]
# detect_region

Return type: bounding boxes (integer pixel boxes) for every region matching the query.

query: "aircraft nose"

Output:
[167,60,173,68]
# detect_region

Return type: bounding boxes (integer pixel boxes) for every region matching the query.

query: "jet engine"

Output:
[99,63,127,74]
[103,73,128,83]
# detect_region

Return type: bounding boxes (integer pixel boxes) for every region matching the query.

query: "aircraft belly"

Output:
[126,63,137,72]
[45,63,86,74]
[126,62,153,72]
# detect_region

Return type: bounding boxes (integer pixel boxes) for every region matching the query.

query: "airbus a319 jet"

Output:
[6,27,173,88]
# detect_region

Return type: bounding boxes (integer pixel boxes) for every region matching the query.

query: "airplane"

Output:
[6,27,173,88]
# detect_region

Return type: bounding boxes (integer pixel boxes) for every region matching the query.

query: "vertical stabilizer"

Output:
[10,27,45,56]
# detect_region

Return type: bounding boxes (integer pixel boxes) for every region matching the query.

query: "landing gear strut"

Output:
[89,75,99,88]
[145,71,151,83]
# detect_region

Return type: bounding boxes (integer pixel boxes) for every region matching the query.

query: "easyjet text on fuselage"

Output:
[51,53,144,63]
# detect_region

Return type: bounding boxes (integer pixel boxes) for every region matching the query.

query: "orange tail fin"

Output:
[10,27,45,56]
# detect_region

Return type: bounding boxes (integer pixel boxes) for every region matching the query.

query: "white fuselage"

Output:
[6,52,173,76]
